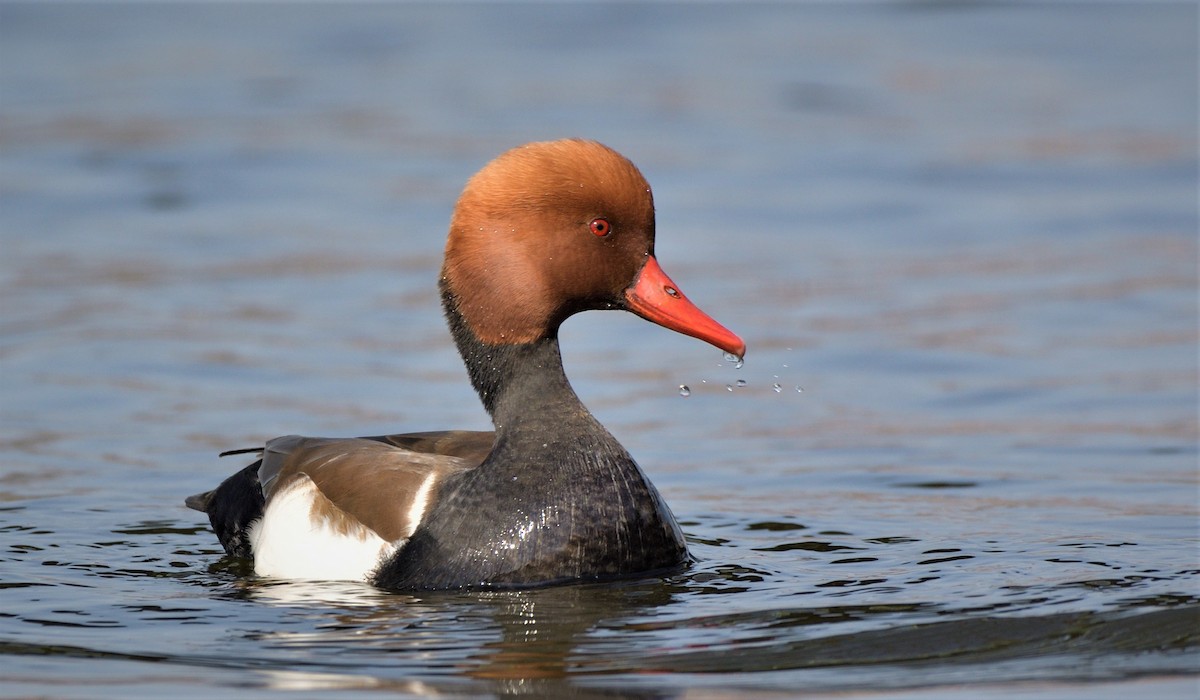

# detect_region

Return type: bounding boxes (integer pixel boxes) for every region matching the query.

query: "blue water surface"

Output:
[1,3,1197,699]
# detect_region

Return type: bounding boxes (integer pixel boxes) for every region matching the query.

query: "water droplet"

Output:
[735,379,747,388]
[678,384,691,397]
[773,383,782,393]
[725,384,734,391]
[723,352,744,369]
[796,385,805,393]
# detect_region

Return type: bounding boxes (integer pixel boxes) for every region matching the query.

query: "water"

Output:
[2,3,1197,698]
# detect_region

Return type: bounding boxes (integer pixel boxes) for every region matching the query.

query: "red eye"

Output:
[589,218,611,237]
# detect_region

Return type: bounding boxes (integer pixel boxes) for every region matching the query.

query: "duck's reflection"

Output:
[463,582,676,682]
[235,576,680,698]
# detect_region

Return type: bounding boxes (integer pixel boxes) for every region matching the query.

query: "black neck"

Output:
[440,280,602,440]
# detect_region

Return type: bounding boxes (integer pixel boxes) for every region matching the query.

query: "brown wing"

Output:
[258,435,481,543]
[365,430,494,463]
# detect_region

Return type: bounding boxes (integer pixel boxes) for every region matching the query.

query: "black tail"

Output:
[184,490,215,512]
[187,460,266,559]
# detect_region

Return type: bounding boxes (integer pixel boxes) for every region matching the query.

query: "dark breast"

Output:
[371,447,689,590]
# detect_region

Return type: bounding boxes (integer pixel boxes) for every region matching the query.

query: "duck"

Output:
[185,139,745,590]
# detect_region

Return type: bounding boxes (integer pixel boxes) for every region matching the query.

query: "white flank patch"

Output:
[404,471,438,538]
[249,477,398,582]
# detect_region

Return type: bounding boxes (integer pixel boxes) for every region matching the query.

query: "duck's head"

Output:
[441,139,745,360]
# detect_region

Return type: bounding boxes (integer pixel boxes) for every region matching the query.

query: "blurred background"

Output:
[1,3,1196,698]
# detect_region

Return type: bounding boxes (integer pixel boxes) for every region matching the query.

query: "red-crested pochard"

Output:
[186,139,745,589]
